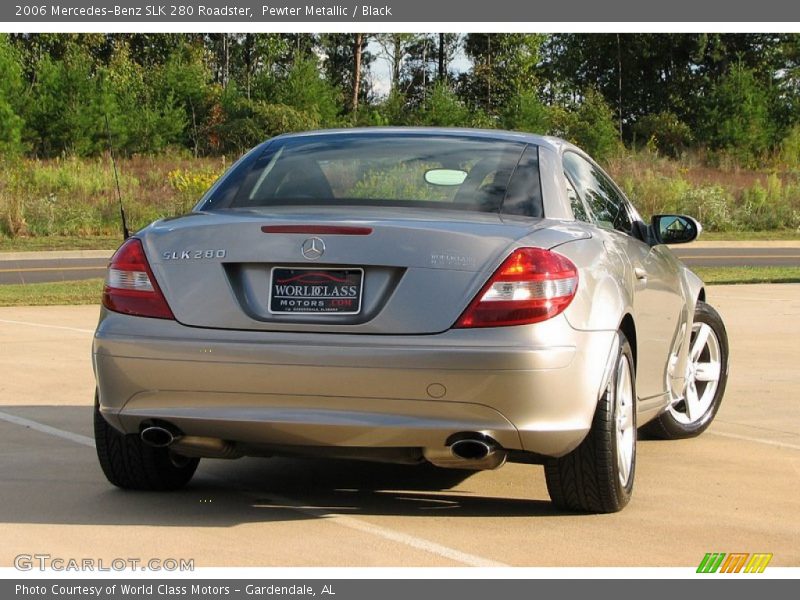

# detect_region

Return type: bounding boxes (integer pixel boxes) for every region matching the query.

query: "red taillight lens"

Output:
[102,238,175,320]
[455,247,578,328]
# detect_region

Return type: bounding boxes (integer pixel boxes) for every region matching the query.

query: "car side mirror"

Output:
[650,214,702,245]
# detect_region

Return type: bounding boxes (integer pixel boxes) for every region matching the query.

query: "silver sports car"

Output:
[93,128,729,513]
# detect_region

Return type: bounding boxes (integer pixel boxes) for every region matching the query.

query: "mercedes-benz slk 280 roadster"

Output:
[93,128,729,513]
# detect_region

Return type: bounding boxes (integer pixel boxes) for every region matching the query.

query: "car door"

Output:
[563,151,686,402]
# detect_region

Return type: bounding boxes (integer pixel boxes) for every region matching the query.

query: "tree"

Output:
[550,88,621,161]
[216,91,319,154]
[633,112,693,157]
[105,39,186,154]
[374,33,418,93]
[462,34,544,116]
[24,43,110,156]
[352,33,364,113]
[503,90,550,134]
[11,33,113,75]
[152,47,215,156]
[270,54,342,126]
[318,34,373,114]
[402,34,460,107]
[0,34,25,155]
[236,34,292,100]
[702,62,773,164]
[112,33,193,68]
[417,82,471,127]
[541,33,790,142]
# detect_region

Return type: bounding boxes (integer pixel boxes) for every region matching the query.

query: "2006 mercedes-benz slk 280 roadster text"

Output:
[93,128,729,513]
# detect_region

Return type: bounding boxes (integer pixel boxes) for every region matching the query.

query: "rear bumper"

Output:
[93,309,616,458]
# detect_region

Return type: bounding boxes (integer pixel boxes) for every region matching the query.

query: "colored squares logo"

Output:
[697,553,773,573]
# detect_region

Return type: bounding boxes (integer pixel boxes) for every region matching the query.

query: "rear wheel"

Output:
[545,332,636,513]
[644,301,728,439]
[94,394,199,490]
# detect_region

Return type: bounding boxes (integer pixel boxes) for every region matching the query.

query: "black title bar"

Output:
[5,0,800,22]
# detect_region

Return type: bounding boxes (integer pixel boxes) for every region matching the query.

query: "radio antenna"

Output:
[104,113,130,240]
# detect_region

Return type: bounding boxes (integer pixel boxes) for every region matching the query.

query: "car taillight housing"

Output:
[102,238,175,320]
[455,247,578,328]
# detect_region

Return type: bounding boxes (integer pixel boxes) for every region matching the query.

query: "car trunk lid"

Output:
[138,207,583,334]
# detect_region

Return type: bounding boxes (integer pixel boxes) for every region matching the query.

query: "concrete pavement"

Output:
[0,284,798,567]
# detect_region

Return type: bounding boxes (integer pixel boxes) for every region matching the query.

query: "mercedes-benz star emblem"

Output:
[301,237,325,260]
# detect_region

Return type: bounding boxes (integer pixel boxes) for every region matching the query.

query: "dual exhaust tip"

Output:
[450,438,495,461]
[424,433,507,470]
[140,425,240,459]
[142,425,504,468]
[140,425,176,448]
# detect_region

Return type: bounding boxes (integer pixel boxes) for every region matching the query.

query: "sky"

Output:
[366,37,472,98]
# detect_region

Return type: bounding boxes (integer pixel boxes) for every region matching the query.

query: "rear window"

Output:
[201,133,543,218]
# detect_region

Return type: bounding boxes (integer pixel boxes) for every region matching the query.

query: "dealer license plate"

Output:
[269,267,363,315]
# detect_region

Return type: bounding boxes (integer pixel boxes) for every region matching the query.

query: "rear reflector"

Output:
[261,225,373,235]
[102,238,175,320]
[455,247,578,328]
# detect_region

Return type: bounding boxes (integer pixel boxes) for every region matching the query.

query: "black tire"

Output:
[643,301,729,440]
[545,332,636,513]
[94,393,199,490]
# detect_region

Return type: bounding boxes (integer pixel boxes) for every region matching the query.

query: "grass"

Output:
[0,235,120,252]
[606,151,800,232]
[0,278,103,306]
[693,266,800,284]
[2,151,800,246]
[1,154,228,239]
[699,230,800,241]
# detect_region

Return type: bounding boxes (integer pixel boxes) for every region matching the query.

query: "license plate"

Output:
[269,268,363,315]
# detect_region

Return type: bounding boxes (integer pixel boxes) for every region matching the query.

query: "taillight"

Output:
[102,238,175,320]
[455,247,578,328]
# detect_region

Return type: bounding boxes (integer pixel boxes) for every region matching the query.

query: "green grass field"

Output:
[692,265,800,284]
[0,236,120,252]
[2,151,800,248]
[699,230,800,241]
[0,278,103,306]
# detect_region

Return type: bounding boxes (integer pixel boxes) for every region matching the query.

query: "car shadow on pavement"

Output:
[201,457,558,518]
[1,405,564,527]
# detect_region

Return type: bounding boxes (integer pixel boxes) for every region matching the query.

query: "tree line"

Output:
[1,33,799,166]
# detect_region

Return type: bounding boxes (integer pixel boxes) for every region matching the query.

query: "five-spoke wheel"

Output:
[645,301,729,439]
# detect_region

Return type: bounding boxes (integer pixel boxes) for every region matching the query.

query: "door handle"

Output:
[634,267,648,281]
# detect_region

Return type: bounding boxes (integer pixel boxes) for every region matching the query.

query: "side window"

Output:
[565,175,590,222]
[563,152,633,234]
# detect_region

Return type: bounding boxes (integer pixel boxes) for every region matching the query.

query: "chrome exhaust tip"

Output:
[423,433,507,470]
[140,426,177,448]
[450,439,493,460]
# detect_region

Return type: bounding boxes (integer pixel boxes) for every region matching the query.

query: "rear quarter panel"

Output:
[553,233,633,333]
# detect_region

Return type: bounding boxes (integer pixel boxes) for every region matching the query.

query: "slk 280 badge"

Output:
[162,249,227,260]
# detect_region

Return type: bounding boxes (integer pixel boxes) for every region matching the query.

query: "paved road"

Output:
[672,246,800,267]
[0,284,798,567]
[0,257,108,284]
[1,245,799,285]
